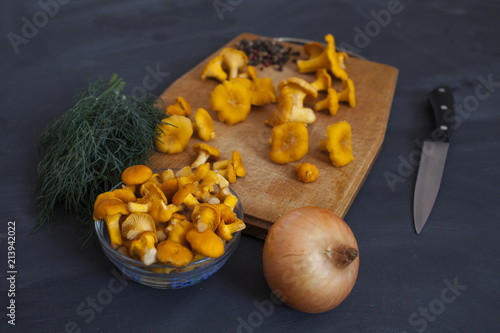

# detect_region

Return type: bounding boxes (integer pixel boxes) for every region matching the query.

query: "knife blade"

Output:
[413,85,455,234]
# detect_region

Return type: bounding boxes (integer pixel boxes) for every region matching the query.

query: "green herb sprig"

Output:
[36,74,166,243]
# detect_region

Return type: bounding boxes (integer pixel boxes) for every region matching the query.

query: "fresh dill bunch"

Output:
[36,74,167,242]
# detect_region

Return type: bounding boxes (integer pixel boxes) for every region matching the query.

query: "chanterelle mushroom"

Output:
[269,121,309,165]
[338,78,356,108]
[314,87,340,116]
[310,68,332,92]
[190,143,220,168]
[217,218,246,242]
[156,240,193,267]
[121,165,153,186]
[93,198,129,249]
[213,151,246,178]
[194,108,216,142]
[297,34,348,80]
[172,183,200,210]
[267,77,318,127]
[191,203,221,232]
[295,163,319,183]
[166,213,195,247]
[219,47,248,79]
[121,212,156,240]
[155,115,193,154]
[186,228,225,258]
[166,96,191,116]
[319,120,354,167]
[210,80,251,125]
[201,55,228,82]
[129,231,158,266]
[303,41,325,59]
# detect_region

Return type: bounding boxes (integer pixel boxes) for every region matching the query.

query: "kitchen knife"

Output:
[413,86,455,234]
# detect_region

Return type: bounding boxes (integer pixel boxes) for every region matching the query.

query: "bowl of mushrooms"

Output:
[94,162,245,289]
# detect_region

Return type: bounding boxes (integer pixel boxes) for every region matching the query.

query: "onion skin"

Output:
[263,206,359,313]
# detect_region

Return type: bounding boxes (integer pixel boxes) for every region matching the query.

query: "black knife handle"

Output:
[428,85,455,142]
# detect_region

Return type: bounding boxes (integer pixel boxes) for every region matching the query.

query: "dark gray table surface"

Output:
[1,0,499,332]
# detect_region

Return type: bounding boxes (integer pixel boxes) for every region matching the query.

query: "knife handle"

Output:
[428,85,455,142]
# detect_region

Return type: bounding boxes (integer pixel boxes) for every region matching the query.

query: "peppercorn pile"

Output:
[235,38,300,71]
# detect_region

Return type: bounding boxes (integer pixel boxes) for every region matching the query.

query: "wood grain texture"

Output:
[150,33,398,239]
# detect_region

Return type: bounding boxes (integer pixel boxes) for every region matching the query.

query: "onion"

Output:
[262,206,359,313]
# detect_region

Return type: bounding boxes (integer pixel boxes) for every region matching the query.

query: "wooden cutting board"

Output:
[150,33,398,239]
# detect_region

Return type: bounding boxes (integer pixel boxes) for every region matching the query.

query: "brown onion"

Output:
[263,206,359,313]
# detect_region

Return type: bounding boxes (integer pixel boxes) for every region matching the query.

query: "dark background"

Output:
[1,0,499,332]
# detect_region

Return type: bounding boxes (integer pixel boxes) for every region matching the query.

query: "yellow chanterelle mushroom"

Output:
[155,115,193,154]
[269,121,309,165]
[319,120,354,167]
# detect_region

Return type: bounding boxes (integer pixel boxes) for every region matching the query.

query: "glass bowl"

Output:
[95,171,243,289]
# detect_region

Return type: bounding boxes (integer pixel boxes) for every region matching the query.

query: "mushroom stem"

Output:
[191,150,210,168]
[105,214,123,249]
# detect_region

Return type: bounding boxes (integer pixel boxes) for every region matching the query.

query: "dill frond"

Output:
[35,74,167,242]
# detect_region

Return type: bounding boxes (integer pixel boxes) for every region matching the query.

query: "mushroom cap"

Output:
[214,203,238,224]
[295,163,320,183]
[194,108,215,142]
[93,198,129,221]
[94,191,116,210]
[230,77,253,90]
[140,181,168,204]
[269,121,309,165]
[112,188,137,203]
[121,212,156,240]
[324,120,354,167]
[186,228,225,258]
[166,217,194,247]
[156,240,194,267]
[277,77,318,100]
[191,203,221,232]
[232,77,275,106]
[149,199,173,223]
[201,55,228,82]
[155,115,193,154]
[172,183,196,206]
[311,68,332,91]
[166,96,191,116]
[303,41,325,59]
[210,80,251,125]
[121,165,153,186]
[192,143,221,160]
